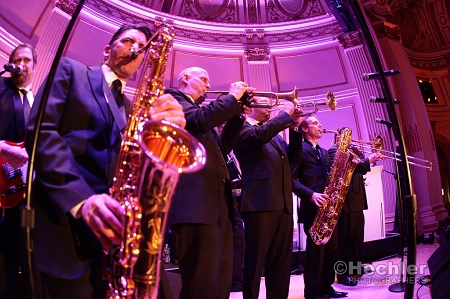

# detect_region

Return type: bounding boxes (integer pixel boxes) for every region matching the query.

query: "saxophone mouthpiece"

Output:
[130,49,139,60]
[323,129,339,134]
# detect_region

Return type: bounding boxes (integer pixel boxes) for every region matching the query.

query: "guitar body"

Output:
[0,141,27,208]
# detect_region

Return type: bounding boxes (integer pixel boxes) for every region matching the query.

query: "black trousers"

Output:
[241,211,293,299]
[172,206,233,299]
[303,224,338,299]
[0,205,24,299]
[232,211,245,288]
[337,211,365,275]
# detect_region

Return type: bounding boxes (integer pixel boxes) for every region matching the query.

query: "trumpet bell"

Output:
[276,86,299,106]
[326,91,337,111]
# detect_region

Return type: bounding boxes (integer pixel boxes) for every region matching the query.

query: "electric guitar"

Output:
[0,141,27,208]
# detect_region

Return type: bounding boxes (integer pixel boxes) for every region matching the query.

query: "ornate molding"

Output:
[245,29,265,42]
[245,47,271,61]
[408,55,450,71]
[83,0,340,46]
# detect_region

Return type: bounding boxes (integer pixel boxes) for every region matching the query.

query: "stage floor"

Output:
[230,242,438,299]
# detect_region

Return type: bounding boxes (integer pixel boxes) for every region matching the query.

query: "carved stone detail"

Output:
[245,47,271,61]
[55,0,78,15]
[245,29,254,42]
[256,29,265,41]
[372,22,401,41]
[337,31,363,49]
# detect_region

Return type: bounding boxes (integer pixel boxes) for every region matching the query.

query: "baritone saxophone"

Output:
[106,25,206,299]
[308,127,361,245]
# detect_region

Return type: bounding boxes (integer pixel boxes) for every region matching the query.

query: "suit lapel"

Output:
[304,142,320,162]
[87,67,126,147]
[270,135,283,154]
[87,66,110,122]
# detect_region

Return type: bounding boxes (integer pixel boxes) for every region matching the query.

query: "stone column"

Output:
[30,0,76,92]
[338,31,398,229]
[364,3,447,234]
[244,46,271,90]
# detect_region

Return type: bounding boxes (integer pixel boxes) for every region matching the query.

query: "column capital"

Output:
[373,22,401,41]
[244,47,271,62]
[337,31,364,49]
[55,0,78,15]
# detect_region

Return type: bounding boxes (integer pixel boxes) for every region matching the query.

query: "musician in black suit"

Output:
[165,67,253,299]
[291,116,348,299]
[0,43,36,299]
[219,121,245,292]
[328,127,380,286]
[233,98,302,299]
[25,24,185,299]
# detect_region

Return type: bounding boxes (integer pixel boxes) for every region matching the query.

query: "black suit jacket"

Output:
[292,140,331,228]
[233,113,302,213]
[25,57,130,279]
[0,77,27,142]
[165,88,244,225]
[328,146,370,212]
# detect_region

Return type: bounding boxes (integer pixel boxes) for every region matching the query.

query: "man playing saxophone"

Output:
[291,116,348,299]
[26,24,185,299]
[329,127,381,286]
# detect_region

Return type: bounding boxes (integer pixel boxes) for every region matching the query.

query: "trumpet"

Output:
[323,129,433,171]
[206,86,299,108]
[206,88,337,117]
[269,91,337,117]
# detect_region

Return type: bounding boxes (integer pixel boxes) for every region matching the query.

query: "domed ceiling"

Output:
[132,0,325,24]
[84,0,448,71]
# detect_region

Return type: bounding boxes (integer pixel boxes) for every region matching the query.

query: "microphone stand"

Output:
[385,124,406,292]
[21,1,86,298]
[347,1,417,299]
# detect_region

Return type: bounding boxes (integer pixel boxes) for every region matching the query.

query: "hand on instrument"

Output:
[368,152,383,165]
[150,94,186,128]
[311,192,329,208]
[228,81,255,102]
[0,142,28,168]
[80,194,124,252]
[242,105,252,115]
[290,107,303,129]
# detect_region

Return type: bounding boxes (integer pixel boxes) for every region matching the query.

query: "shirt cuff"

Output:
[70,200,86,218]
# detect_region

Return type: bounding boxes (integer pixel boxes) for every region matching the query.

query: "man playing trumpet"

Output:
[233,97,303,299]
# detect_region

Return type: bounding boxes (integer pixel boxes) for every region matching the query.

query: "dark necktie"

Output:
[315,144,322,160]
[111,79,124,109]
[19,89,30,122]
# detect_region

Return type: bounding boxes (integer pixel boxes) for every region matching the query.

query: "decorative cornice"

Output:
[83,0,340,47]
[245,47,271,61]
[408,54,450,71]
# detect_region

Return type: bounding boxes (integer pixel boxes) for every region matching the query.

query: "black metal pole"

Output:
[386,125,406,293]
[21,1,86,298]
[346,1,416,298]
